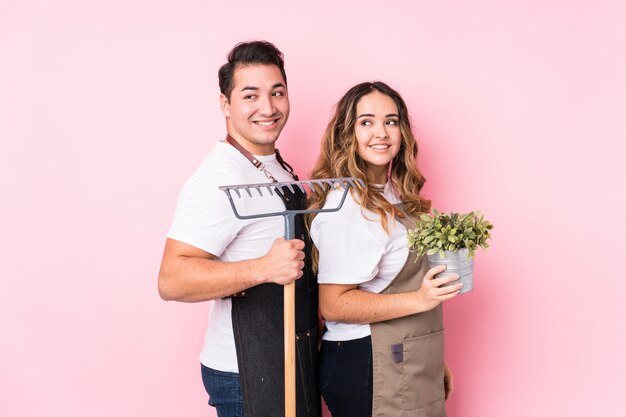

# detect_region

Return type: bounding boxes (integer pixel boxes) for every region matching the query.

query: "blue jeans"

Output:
[201,364,244,417]
[319,336,373,417]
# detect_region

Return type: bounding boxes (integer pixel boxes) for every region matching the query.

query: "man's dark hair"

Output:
[218,41,287,100]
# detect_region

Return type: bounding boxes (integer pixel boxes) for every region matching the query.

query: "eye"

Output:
[272,91,284,97]
[386,119,399,126]
[360,120,372,127]
[243,94,257,100]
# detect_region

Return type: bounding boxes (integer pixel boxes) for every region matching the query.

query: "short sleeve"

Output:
[167,173,241,256]
[312,220,384,285]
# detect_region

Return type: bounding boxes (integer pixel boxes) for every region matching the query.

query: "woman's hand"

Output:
[415,265,462,311]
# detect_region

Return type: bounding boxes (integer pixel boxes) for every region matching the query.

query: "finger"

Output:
[437,289,461,300]
[431,274,460,288]
[288,239,305,249]
[427,282,461,298]
[434,282,463,296]
[424,265,446,280]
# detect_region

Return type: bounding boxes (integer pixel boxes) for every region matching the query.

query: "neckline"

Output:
[219,140,278,162]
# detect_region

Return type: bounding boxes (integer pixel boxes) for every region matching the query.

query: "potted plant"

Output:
[407,209,493,294]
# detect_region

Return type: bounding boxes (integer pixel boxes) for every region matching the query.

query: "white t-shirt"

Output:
[310,182,409,341]
[168,141,295,372]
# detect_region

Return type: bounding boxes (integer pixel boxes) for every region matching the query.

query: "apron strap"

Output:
[225,134,299,181]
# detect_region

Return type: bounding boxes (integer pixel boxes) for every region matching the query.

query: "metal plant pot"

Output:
[427,248,474,294]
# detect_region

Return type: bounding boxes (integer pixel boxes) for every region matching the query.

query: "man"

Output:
[158,41,320,417]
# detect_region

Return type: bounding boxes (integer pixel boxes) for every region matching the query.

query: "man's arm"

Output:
[158,237,305,302]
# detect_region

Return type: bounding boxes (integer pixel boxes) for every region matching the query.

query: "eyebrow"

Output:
[240,83,286,92]
[357,113,400,118]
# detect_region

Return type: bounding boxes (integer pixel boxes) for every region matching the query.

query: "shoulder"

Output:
[311,189,380,242]
[192,142,250,185]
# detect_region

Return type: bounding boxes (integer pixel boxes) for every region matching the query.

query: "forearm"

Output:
[320,287,429,324]
[158,254,262,302]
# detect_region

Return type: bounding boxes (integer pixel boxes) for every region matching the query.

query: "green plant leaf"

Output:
[408,209,493,256]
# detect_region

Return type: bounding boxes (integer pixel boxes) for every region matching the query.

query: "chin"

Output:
[253,135,279,145]
[259,131,282,142]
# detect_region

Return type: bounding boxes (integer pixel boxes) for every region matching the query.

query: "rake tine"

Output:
[295,183,305,194]
[233,189,241,198]
[244,187,252,198]
[265,185,274,196]
[345,178,364,189]
[255,187,264,197]
[308,181,322,194]
[285,184,295,194]
[331,179,344,189]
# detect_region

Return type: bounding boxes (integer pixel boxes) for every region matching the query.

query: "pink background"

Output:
[1,1,625,416]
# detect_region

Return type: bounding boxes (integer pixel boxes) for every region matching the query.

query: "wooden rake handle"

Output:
[284,281,296,417]
[283,213,297,417]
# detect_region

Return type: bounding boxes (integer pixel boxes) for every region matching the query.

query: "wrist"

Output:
[247,257,268,285]
[412,290,428,314]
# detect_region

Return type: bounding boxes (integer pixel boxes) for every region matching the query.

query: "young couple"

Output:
[158,40,461,417]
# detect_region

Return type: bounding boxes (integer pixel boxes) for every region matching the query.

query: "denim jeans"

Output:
[319,336,373,417]
[201,364,244,417]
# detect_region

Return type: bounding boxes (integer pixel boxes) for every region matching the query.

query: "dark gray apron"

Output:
[370,215,447,417]
[231,186,321,417]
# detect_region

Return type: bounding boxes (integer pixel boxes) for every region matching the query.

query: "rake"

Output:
[219,177,363,417]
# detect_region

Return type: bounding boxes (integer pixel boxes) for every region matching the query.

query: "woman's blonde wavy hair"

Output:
[307,81,431,270]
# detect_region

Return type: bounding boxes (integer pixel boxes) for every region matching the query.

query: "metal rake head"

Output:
[218,177,364,199]
[218,177,364,222]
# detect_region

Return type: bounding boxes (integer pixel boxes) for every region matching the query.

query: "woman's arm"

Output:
[319,265,462,324]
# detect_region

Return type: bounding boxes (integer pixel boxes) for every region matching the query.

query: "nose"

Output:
[258,95,277,116]
[374,122,389,139]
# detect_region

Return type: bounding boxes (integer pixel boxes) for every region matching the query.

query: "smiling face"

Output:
[220,64,290,155]
[354,91,402,183]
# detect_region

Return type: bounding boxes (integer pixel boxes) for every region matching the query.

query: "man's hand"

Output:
[254,238,305,285]
[415,265,462,311]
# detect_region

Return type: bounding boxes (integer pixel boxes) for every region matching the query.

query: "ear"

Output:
[220,94,230,118]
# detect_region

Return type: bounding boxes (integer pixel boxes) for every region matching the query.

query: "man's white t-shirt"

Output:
[310,182,410,341]
[168,141,294,373]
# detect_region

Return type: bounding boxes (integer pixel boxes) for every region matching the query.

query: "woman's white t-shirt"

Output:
[310,182,410,341]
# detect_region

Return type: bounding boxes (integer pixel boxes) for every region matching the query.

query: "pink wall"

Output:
[1,1,625,416]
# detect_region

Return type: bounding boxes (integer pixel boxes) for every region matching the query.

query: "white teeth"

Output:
[255,120,275,126]
[370,145,390,149]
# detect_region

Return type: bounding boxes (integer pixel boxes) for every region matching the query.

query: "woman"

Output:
[308,82,461,417]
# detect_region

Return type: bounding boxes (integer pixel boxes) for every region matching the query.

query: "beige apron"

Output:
[370,216,446,417]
